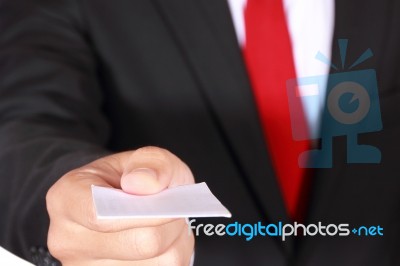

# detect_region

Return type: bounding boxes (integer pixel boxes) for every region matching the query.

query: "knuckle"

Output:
[85,211,99,229]
[85,211,105,232]
[46,225,58,255]
[85,217,116,233]
[133,227,163,259]
[45,186,57,214]
[159,248,181,266]
[160,229,194,266]
[135,146,171,162]
[47,236,65,260]
[45,178,66,216]
[177,161,195,184]
[47,223,72,260]
[46,171,75,205]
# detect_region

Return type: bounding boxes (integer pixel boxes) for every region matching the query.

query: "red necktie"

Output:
[243,0,310,220]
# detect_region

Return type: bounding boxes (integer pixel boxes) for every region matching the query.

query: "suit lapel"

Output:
[298,0,392,259]
[151,0,293,254]
[306,0,390,225]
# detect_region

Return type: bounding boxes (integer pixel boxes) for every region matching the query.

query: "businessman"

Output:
[1,0,400,265]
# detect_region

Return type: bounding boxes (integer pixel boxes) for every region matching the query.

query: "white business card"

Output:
[92,182,232,219]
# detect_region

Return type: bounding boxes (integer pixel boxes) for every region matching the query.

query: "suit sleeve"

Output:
[0,0,111,261]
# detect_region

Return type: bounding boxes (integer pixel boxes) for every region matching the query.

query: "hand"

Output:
[46,147,195,266]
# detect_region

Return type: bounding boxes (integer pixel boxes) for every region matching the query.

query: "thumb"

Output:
[120,147,194,195]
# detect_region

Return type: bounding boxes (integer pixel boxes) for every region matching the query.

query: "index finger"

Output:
[47,163,178,233]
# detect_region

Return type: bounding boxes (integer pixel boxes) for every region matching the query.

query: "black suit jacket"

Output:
[0,0,399,265]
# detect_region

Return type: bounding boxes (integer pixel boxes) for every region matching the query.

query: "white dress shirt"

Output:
[227,0,335,138]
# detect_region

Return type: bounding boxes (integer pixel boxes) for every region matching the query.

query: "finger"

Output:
[47,175,178,233]
[47,148,194,232]
[152,222,195,266]
[48,219,188,262]
[61,223,195,266]
[120,146,194,195]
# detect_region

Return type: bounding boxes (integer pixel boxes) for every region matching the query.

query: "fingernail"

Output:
[121,168,158,194]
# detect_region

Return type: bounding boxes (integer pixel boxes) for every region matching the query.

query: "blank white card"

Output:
[92,182,232,219]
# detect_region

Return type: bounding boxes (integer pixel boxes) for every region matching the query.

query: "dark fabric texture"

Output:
[0,0,399,265]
